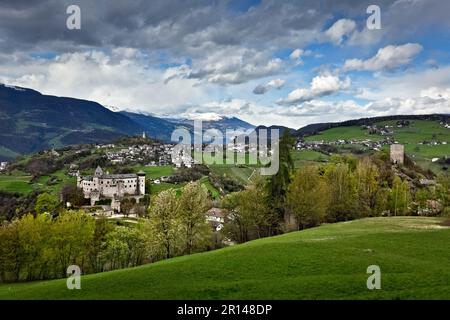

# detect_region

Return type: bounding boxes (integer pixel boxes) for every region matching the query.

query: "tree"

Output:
[147,189,180,259]
[221,175,275,243]
[286,166,329,230]
[103,226,148,270]
[87,216,114,273]
[436,173,450,215]
[178,182,212,254]
[266,129,294,223]
[16,213,52,280]
[355,157,380,216]
[0,220,20,282]
[60,184,86,207]
[51,210,95,276]
[121,198,136,217]
[324,162,358,221]
[35,192,59,215]
[388,176,411,216]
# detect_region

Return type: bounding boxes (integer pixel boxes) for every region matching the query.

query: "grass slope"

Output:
[1,217,449,300]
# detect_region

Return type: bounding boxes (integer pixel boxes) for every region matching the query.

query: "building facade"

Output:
[77,166,145,206]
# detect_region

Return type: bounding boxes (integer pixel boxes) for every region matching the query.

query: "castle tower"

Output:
[390,144,404,165]
[137,171,146,195]
[94,166,103,177]
[76,170,82,188]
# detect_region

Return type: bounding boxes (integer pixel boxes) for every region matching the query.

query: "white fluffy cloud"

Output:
[273,94,450,128]
[277,74,351,105]
[343,43,423,71]
[0,50,208,113]
[325,19,357,45]
[169,47,285,85]
[289,49,303,60]
[253,78,285,94]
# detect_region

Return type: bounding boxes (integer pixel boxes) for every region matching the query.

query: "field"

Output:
[1,217,449,300]
[0,173,33,193]
[305,126,381,142]
[149,182,185,194]
[208,164,256,184]
[0,170,77,196]
[133,165,174,179]
[291,150,329,168]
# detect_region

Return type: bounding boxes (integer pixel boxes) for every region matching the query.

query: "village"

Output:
[295,121,449,157]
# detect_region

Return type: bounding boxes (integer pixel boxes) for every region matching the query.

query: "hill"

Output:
[0,84,257,161]
[0,84,146,160]
[302,118,450,173]
[1,217,449,300]
[296,114,450,137]
[119,111,179,142]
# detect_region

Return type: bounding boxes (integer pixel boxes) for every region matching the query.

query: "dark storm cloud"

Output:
[1,0,450,85]
[0,0,353,53]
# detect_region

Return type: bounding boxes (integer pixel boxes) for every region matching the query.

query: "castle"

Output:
[77,166,145,209]
[390,144,404,165]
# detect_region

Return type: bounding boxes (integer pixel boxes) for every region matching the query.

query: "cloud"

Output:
[289,49,304,60]
[277,74,351,105]
[420,87,450,100]
[0,50,208,113]
[274,94,450,128]
[162,47,285,85]
[0,0,449,130]
[253,78,285,94]
[343,43,423,71]
[325,19,356,45]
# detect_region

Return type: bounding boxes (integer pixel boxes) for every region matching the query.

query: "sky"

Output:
[1,0,450,129]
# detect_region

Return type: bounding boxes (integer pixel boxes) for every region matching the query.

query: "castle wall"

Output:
[80,177,140,198]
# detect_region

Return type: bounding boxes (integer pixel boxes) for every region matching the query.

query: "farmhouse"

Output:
[77,166,145,207]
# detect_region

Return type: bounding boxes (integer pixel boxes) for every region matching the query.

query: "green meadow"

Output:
[1,217,449,300]
[0,174,33,194]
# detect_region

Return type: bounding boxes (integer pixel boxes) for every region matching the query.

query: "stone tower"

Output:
[137,171,146,195]
[390,144,404,165]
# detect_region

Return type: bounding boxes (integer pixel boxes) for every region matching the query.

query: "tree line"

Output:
[0,182,214,283]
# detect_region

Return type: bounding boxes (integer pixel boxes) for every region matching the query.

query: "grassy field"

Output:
[0,170,76,196]
[305,126,381,142]
[199,176,220,199]
[1,216,449,300]
[209,164,256,184]
[149,182,184,194]
[0,174,33,193]
[291,150,329,168]
[133,165,174,179]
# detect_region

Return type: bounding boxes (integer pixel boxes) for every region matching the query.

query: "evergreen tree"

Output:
[266,129,294,223]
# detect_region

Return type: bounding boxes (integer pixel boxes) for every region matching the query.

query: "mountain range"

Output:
[1,83,449,161]
[0,84,255,160]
